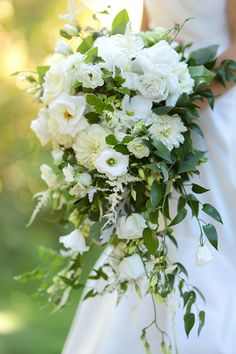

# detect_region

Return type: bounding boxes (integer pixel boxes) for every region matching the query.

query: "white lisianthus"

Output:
[116,213,146,239]
[94,149,129,180]
[59,229,89,254]
[122,95,152,122]
[196,244,213,266]
[40,164,57,188]
[76,63,104,89]
[31,108,50,146]
[69,172,92,198]
[127,138,150,159]
[119,254,145,280]
[48,93,88,137]
[73,124,108,168]
[148,114,187,151]
[54,40,72,56]
[62,164,75,183]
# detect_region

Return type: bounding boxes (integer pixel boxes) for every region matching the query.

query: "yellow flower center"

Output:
[64,111,73,120]
[106,158,116,166]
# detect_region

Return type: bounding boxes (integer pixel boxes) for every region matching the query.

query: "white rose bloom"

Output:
[73,124,108,168]
[62,164,75,183]
[122,95,152,122]
[54,40,72,56]
[76,63,104,89]
[116,213,147,239]
[48,93,88,137]
[175,62,194,95]
[31,108,50,146]
[40,164,57,188]
[42,61,72,104]
[148,113,187,151]
[127,138,150,159]
[119,254,145,280]
[94,149,129,180]
[59,229,89,254]
[196,244,213,266]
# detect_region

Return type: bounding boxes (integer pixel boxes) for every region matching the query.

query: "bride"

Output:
[63,0,236,353]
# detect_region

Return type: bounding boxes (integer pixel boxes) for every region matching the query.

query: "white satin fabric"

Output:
[63,1,236,353]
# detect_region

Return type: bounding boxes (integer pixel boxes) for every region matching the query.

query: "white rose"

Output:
[40,164,57,188]
[196,244,213,266]
[94,149,129,180]
[62,164,75,183]
[127,138,150,159]
[116,213,146,239]
[119,254,145,280]
[48,93,88,137]
[76,63,104,89]
[122,95,152,122]
[59,229,89,254]
[31,108,50,146]
[54,40,72,56]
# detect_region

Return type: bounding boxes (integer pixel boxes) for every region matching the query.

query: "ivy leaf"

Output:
[169,207,187,227]
[153,141,172,162]
[184,313,195,337]
[150,181,165,208]
[189,45,218,65]
[143,227,159,255]
[84,112,100,124]
[198,311,205,336]
[111,9,129,35]
[202,224,218,249]
[86,94,113,114]
[202,203,223,224]
[192,183,209,194]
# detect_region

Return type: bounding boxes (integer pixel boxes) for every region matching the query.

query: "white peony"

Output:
[59,229,89,254]
[94,149,129,180]
[76,63,104,89]
[121,95,152,122]
[72,124,108,168]
[31,108,50,146]
[127,138,150,159]
[40,164,57,188]
[148,113,187,151]
[116,213,147,239]
[54,40,72,56]
[62,164,75,183]
[69,172,92,198]
[48,93,88,137]
[119,254,145,280]
[196,244,213,266]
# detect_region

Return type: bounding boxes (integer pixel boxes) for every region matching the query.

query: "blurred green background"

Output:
[0,1,79,353]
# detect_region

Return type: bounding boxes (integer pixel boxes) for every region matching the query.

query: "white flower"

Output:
[148,114,187,151]
[42,60,72,104]
[196,244,213,266]
[59,229,89,254]
[62,164,75,183]
[62,24,79,36]
[51,149,64,164]
[73,124,108,168]
[76,63,104,89]
[40,164,57,188]
[54,40,72,56]
[119,254,145,280]
[175,62,194,95]
[116,213,146,239]
[122,72,139,90]
[121,95,152,122]
[48,93,88,137]
[127,138,150,159]
[94,149,129,180]
[31,108,50,146]
[69,173,92,198]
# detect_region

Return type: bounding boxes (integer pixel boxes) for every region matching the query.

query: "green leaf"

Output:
[152,106,173,115]
[178,150,205,174]
[150,181,165,208]
[83,289,98,301]
[192,184,209,194]
[77,35,94,54]
[189,65,216,86]
[191,123,204,138]
[113,144,129,155]
[153,140,172,162]
[106,134,119,145]
[86,94,113,114]
[184,313,195,337]
[60,29,72,40]
[202,203,223,224]
[169,207,187,227]
[88,220,105,242]
[84,112,101,124]
[189,45,218,65]
[84,47,98,63]
[203,224,218,249]
[37,66,50,84]
[161,341,167,354]
[198,311,205,336]
[143,227,159,255]
[111,9,129,35]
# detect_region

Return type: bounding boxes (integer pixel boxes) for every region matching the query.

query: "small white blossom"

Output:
[121,95,152,123]
[116,213,146,239]
[76,63,104,89]
[54,40,72,56]
[196,244,213,266]
[62,164,75,183]
[31,108,50,146]
[59,229,89,254]
[51,149,64,164]
[127,138,150,159]
[40,164,57,188]
[95,149,129,180]
[69,173,92,198]
[119,254,145,280]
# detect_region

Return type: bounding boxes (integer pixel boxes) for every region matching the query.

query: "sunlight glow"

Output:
[0,312,24,334]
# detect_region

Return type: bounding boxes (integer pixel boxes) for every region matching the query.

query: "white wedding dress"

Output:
[62,1,236,353]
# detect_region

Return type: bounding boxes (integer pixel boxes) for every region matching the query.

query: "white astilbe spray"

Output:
[26,190,51,227]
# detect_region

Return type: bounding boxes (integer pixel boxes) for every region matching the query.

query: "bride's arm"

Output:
[141,3,149,31]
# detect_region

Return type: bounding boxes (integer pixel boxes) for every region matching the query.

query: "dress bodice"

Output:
[144,0,232,53]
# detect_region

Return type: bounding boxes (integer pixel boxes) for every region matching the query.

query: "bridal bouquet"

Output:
[16,4,236,353]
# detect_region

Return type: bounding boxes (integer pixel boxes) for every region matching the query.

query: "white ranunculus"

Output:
[94,149,129,180]
[62,164,75,183]
[119,254,145,280]
[76,63,104,89]
[196,244,213,266]
[116,213,147,239]
[127,138,150,159]
[73,124,108,168]
[54,40,72,56]
[48,93,88,137]
[31,108,50,146]
[40,164,57,188]
[59,229,89,254]
[148,113,187,151]
[122,95,152,122]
